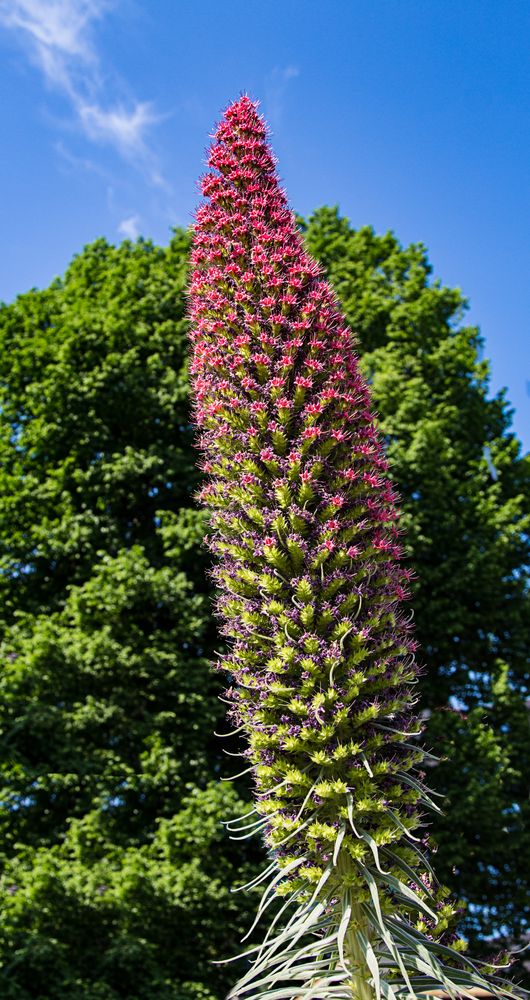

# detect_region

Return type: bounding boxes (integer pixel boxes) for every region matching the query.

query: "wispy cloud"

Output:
[0,0,164,181]
[118,214,140,240]
[54,138,114,181]
[0,0,102,65]
[265,65,299,129]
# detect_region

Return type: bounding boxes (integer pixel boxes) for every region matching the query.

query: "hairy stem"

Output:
[336,855,374,1000]
[347,904,374,1000]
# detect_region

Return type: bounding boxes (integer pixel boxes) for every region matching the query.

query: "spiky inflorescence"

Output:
[189,97,509,1000]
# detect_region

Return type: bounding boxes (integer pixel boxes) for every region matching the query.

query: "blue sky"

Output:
[1,0,529,450]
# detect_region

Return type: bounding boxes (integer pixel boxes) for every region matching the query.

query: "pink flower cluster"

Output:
[189,95,422,881]
[187,95,505,1000]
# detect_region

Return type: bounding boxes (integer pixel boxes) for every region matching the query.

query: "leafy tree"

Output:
[303,207,530,964]
[0,234,260,1000]
[0,204,527,998]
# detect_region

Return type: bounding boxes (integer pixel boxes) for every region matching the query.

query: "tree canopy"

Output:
[303,207,530,956]
[0,233,260,1000]
[0,213,528,997]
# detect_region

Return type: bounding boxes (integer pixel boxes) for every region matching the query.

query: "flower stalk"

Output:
[188,96,510,1000]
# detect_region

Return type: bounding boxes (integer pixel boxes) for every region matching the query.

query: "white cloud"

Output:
[0,0,163,178]
[118,214,140,240]
[265,65,300,128]
[54,139,112,179]
[0,1,104,93]
[79,100,160,156]
[0,0,101,57]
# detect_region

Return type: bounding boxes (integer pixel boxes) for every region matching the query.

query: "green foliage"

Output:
[0,213,528,994]
[304,207,530,962]
[0,235,259,999]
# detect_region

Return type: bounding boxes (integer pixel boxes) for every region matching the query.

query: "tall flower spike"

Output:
[189,96,510,1000]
